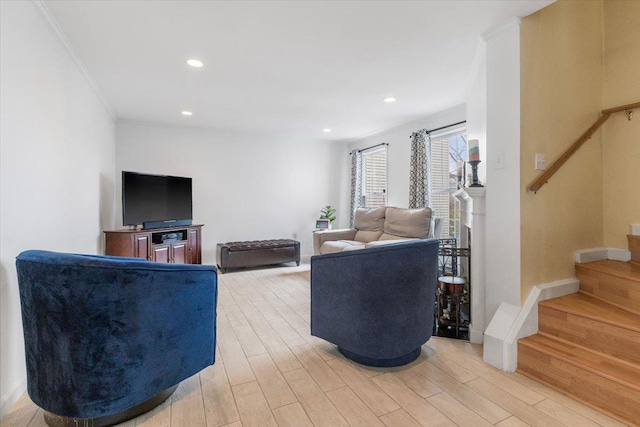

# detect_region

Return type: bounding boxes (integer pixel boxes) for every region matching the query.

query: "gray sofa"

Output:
[313,206,441,255]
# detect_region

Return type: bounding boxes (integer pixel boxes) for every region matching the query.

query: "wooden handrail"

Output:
[528,101,640,193]
[602,101,640,115]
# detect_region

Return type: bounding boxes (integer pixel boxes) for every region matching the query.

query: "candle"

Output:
[456,160,463,177]
[468,139,480,162]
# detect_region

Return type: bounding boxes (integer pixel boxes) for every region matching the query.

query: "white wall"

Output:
[464,40,489,343]
[466,42,487,185]
[0,1,116,417]
[116,122,344,259]
[339,104,466,225]
[484,19,522,321]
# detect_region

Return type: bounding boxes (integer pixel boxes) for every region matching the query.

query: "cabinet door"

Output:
[187,228,201,264]
[152,245,170,263]
[171,242,188,264]
[133,233,151,260]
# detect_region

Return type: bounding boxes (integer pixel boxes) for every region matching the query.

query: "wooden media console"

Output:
[105,224,203,264]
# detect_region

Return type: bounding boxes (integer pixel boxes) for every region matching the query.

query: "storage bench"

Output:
[216,239,300,273]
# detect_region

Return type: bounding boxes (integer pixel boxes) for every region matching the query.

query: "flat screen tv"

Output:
[122,171,193,230]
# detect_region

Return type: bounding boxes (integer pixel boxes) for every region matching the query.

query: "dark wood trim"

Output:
[601,101,640,115]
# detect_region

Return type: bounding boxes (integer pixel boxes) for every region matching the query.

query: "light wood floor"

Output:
[2,264,629,427]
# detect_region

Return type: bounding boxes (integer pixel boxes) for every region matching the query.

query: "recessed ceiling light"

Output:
[384,97,397,103]
[187,59,203,68]
[181,111,193,116]
[323,128,332,133]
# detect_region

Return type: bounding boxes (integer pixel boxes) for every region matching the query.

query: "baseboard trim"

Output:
[1,377,26,420]
[575,247,630,263]
[469,327,484,344]
[483,278,579,372]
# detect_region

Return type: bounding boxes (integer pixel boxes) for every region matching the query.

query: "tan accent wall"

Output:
[520,0,605,302]
[602,0,640,248]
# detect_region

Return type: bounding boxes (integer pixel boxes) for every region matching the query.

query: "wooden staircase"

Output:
[630,234,640,266]
[518,235,640,426]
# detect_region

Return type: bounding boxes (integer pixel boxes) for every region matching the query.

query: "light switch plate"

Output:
[535,153,546,171]
[495,151,505,169]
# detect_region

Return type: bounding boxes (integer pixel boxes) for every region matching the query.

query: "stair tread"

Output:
[576,259,640,283]
[519,334,640,390]
[540,292,640,331]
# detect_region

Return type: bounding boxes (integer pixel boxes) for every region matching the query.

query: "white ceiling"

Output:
[42,0,553,141]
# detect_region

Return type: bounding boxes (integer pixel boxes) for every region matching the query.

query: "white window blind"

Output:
[362,147,387,208]
[429,129,467,239]
[430,137,451,237]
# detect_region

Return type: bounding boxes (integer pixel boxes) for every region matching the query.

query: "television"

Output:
[122,171,193,230]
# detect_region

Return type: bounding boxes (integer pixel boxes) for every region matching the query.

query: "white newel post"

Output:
[453,187,486,344]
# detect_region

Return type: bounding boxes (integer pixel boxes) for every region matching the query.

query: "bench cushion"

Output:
[216,239,300,272]
[223,239,298,251]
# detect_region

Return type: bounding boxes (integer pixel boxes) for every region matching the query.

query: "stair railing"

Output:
[528,101,640,193]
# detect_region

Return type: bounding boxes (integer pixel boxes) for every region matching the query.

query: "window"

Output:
[430,129,467,239]
[361,146,387,208]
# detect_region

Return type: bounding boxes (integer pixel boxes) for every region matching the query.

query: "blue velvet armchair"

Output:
[16,250,217,427]
[310,239,439,367]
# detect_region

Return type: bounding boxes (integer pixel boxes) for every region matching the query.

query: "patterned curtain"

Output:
[349,150,363,227]
[408,129,431,208]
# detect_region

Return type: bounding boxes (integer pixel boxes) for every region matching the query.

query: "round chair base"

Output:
[338,347,422,367]
[43,385,178,427]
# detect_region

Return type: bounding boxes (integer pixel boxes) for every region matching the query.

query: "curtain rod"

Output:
[410,120,467,138]
[349,142,388,155]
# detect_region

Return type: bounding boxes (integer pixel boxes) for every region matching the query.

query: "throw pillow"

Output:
[383,207,432,239]
[353,207,387,231]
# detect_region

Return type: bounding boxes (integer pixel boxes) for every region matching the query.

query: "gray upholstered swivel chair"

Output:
[310,239,439,367]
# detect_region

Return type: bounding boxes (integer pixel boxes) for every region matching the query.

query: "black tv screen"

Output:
[122,171,192,229]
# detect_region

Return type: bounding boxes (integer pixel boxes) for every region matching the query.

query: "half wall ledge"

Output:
[453,186,486,344]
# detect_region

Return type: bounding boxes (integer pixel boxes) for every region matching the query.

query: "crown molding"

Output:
[31,0,116,120]
[482,17,521,42]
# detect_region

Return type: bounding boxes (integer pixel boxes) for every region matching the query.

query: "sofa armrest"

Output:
[313,228,358,254]
[430,217,443,239]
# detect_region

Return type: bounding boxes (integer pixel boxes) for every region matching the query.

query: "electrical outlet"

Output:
[535,153,546,171]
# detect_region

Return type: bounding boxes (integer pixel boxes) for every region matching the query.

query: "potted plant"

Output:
[319,205,336,229]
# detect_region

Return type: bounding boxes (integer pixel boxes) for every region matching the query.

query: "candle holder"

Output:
[468,160,483,187]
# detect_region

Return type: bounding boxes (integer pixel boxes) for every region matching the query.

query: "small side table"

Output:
[437,276,466,338]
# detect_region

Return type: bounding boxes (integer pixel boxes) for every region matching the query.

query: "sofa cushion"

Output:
[383,207,432,239]
[378,234,419,242]
[365,239,416,248]
[320,240,366,254]
[354,207,387,232]
[342,244,369,252]
[354,230,383,243]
